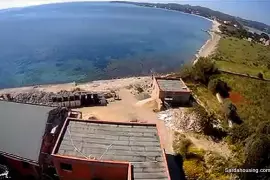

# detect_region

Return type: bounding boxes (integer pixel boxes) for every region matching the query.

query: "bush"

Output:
[204,152,228,173]
[241,134,270,180]
[208,78,220,94]
[208,79,230,97]
[187,146,205,160]
[183,159,207,180]
[192,104,227,139]
[180,57,219,85]
[135,86,144,93]
[193,57,219,84]
[257,72,264,79]
[173,135,192,159]
[256,121,270,134]
[229,123,252,143]
[223,99,242,124]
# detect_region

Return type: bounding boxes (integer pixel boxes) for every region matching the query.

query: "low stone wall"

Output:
[220,70,270,81]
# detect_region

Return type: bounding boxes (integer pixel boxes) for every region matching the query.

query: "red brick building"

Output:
[152,77,191,105]
[1,101,170,180]
[0,101,69,179]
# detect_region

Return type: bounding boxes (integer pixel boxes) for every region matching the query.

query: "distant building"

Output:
[0,101,69,179]
[51,119,170,180]
[265,40,270,46]
[248,37,253,42]
[152,77,191,105]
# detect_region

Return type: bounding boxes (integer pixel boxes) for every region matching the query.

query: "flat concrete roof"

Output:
[55,119,169,180]
[156,78,190,92]
[0,101,55,162]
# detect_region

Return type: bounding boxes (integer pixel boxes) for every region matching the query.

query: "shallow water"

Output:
[0,2,211,88]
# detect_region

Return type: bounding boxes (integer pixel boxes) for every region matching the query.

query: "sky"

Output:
[0,0,269,25]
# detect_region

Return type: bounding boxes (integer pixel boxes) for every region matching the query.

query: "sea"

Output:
[0,2,212,88]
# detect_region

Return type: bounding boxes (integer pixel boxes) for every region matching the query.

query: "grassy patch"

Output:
[188,83,224,119]
[212,74,270,128]
[213,37,270,77]
[216,61,270,79]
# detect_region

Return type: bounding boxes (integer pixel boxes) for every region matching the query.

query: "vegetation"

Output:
[173,133,192,159]
[180,51,270,179]
[173,133,232,180]
[181,57,219,85]
[116,1,270,34]
[213,37,270,78]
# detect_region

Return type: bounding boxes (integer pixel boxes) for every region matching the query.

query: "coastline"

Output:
[0,21,221,93]
[0,17,221,94]
[193,20,221,64]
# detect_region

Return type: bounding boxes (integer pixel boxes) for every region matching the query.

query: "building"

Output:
[51,119,171,180]
[0,101,69,179]
[152,77,191,105]
[1,101,170,180]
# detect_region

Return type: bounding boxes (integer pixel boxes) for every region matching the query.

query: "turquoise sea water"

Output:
[0,2,211,88]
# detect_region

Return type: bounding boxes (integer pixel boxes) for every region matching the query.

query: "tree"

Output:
[208,79,231,98]
[192,57,219,84]
[257,72,264,79]
[261,33,270,41]
[241,134,270,180]
[223,99,242,124]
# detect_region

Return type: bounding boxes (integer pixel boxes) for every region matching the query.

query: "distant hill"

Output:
[112,1,270,34]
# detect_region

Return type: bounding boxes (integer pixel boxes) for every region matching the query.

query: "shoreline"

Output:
[193,20,221,64]
[0,18,221,94]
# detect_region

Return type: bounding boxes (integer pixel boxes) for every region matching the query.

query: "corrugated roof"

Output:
[56,120,169,180]
[156,78,189,92]
[0,101,55,162]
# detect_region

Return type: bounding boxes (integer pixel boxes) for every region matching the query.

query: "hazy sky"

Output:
[0,0,269,25]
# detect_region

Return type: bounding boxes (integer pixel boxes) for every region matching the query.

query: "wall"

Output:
[53,155,129,180]
[4,156,39,179]
[163,91,191,104]
[151,78,161,99]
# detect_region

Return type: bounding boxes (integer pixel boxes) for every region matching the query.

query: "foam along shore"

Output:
[193,20,221,64]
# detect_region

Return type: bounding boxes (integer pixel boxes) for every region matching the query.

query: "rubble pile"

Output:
[0,89,111,107]
[158,108,202,133]
[129,80,152,95]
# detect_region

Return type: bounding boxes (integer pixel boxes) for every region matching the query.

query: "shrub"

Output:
[208,78,219,94]
[191,104,227,139]
[204,152,228,173]
[223,99,242,124]
[208,79,230,97]
[241,134,270,180]
[193,57,219,84]
[256,121,270,134]
[257,72,264,79]
[229,122,252,143]
[183,159,207,180]
[180,57,219,84]
[187,146,205,160]
[135,86,144,93]
[173,135,192,159]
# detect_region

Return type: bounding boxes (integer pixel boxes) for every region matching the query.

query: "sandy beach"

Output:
[193,20,221,64]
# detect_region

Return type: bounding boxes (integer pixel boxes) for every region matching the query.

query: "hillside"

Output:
[213,37,270,78]
[112,1,270,34]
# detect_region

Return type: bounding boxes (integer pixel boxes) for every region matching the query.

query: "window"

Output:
[22,162,30,169]
[60,163,72,171]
